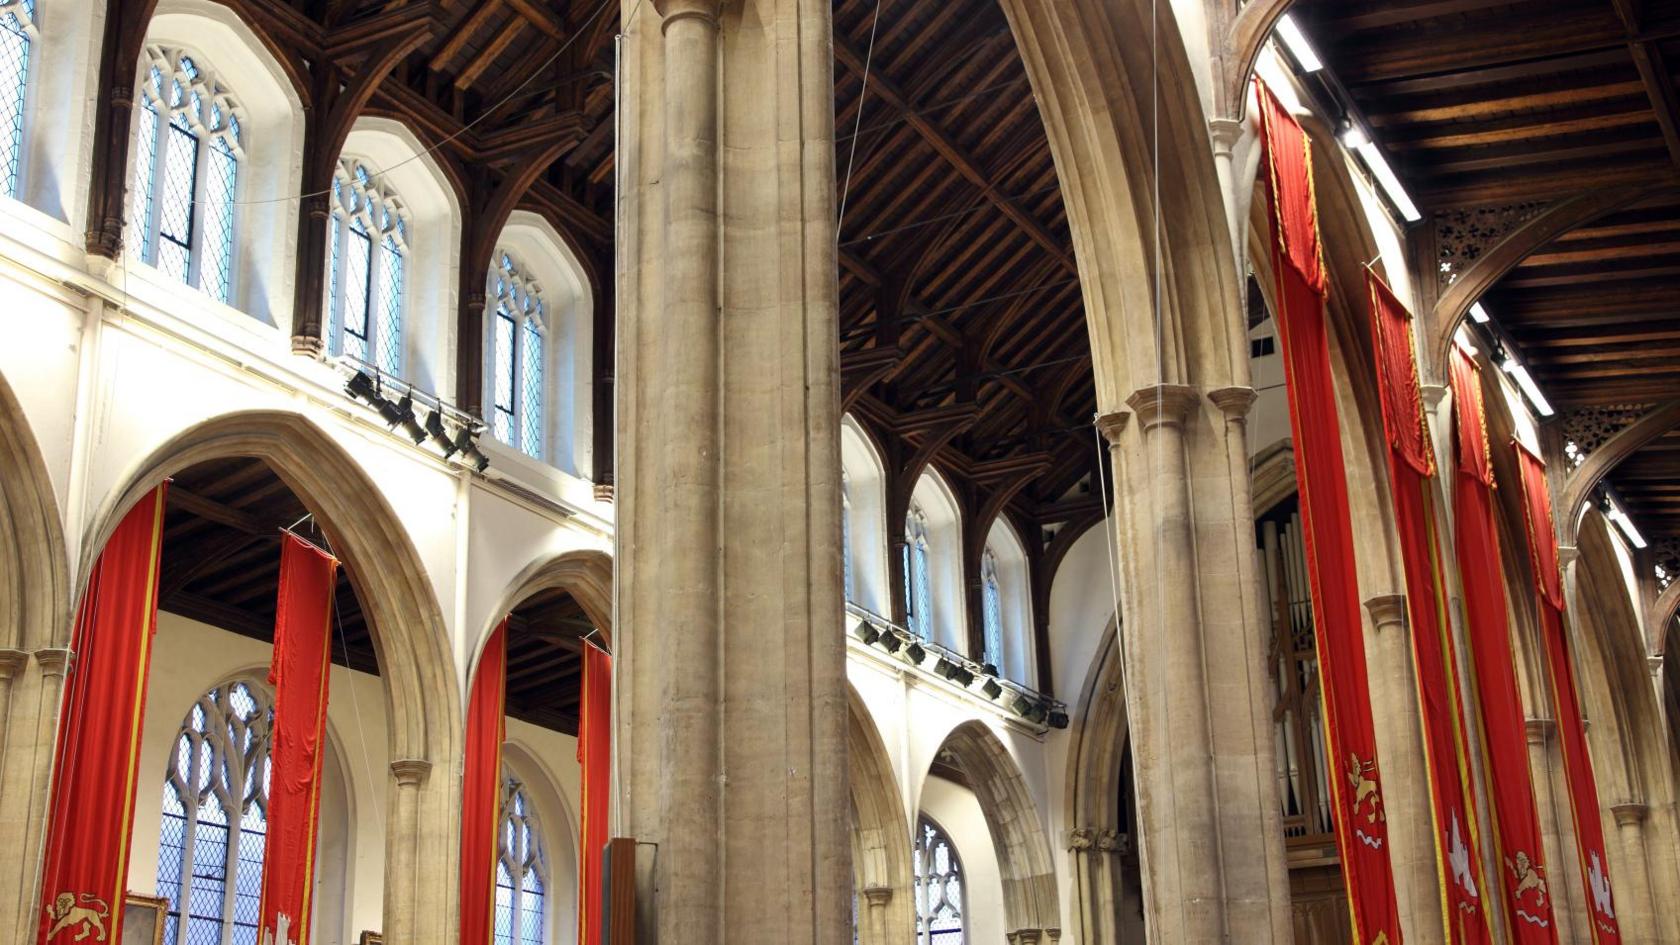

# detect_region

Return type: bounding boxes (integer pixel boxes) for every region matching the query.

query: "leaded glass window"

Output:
[156,680,273,945]
[841,469,854,603]
[325,160,408,376]
[903,506,932,637]
[494,774,547,945]
[0,0,35,198]
[487,251,547,460]
[913,816,963,945]
[981,548,1003,670]
[132,46,243,303]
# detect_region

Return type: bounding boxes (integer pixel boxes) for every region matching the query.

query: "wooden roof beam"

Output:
[504,0,568,42]
[429,0,503,72]
[833,38,1075,275]
[1612,0,1680,168]
[455,17,526,90]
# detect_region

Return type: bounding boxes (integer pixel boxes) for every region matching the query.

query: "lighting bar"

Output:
[1354,140,1422,223]
[1500,353,1555,417]
[1606,496,1649,549]
[1338,121,1369,150]
[1275,14,1323,73]
[1469,301,1491,324]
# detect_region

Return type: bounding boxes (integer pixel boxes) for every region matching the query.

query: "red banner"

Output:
[460,620,508,945]
[1366,274,1491,943]
[38,485,168,945]
[1448,348,1559,941]
[1513,442,1623,943]
[577,643,611,945]
[258,533,340,945]
[1256,78,1402,945]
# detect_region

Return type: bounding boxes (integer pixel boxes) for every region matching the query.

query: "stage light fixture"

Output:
[1047,709,1070,730]
[981,662,999,676]
[1024,701,1049,725]
[934,657,959,679]
[1469,301,1492,324]
[453,427,493,472]
[952,667,975,688]
[877,633,903,654]
[345,370,378,404]
[394,396,427,444]
[982,678,1003,699]
[904,642,926,665]
[1011,694,1034,717]
[853,621,881,645]
[426,410,460,458]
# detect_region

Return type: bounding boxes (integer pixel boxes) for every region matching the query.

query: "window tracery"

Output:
[155,679,273,945]
[0,0,34,197]
[913,815,963,945]
[133,46,243,302]
[980,547,1003,670]
[326,160,408,375]
[904,505,932,637]
[495,774,547,945]
[488,251,546,460]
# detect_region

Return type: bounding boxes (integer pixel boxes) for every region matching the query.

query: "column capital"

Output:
[1557,544,1580,568]
[1525,717,1555,744]
[1067,826,1094,852]
[34,647,72,678]
[654,0,722,28]
[1649,654,1663,677]
[1124,384,1199,431]
[0,648,27,681]
[860,885,893,907]
[1209,117,1245,155]
[1611,802,1649,826]
[390,758,432,787]
[1422,384,1450,412]
[1095,412,1129,445]
[1208,386,1258,420]
[1363,594,1408,631]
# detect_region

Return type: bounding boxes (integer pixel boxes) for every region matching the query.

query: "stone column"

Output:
[1363,594,1445,945]
[1610,802,1657,944]
[0,647,30,942]
[383,758,430,943]
[1526,717,1587,943]
[0,647,71,944]
[859,886,892,945]
[614,0,849,943]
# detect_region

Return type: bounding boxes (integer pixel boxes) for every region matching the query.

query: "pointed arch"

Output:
[474,548,614,670]
[0,367,67,652]
[847,686,914,945]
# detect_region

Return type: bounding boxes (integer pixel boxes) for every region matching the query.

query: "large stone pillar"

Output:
[0,647,70,944]
[1610,803,1657,945]
[613,0,849,943]
[1526,717,1588,943]
[1099,385,1293,945]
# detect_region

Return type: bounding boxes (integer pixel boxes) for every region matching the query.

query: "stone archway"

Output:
[0,369,71,944]
[82,410,461,942]
[477,548,616,661]
[926,720,1060,940]
[847,688,913,945]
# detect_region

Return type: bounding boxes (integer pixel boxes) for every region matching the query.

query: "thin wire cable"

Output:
[317,523,387,830]
[836,0,885,236]
[229,0,618,208]
[834,77,1028,142]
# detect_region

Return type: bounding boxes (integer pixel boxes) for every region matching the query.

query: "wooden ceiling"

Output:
[833,0,1097,541]
[158,458,599,736]
[1293,0,1680,559]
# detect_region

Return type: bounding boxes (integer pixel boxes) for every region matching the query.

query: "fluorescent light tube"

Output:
[1469,302,1491,323]
[1609,503,1648,549]
[1276,14,1324,73]
[1500,356,1554,417]
[1356,141,1422,223]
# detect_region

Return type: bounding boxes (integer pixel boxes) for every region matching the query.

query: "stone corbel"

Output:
[1125,384,1200,432]
[1096,411,1130,446]
[1095,828,1125,856]
[860,885,892,907]
[1611,802,1648,827]
[0,647,27,681]
[1208,386,1258,422]
[1421,384,1450,413]
[1524,717,1555,745]
[1363,595,1408,636]
[390,758,432,787]
[1066,827,1094,852]
[34,647,72,678]
[653,0,723,28]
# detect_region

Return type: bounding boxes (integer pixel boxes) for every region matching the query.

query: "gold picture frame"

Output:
[122,893,167,945]
[358,932,384,945]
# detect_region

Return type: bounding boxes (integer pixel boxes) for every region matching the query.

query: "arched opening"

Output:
[841,415,890,619]
[906,468,965,654]
[847,689,913,945]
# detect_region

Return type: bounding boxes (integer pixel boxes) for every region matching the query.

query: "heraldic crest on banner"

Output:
[43,891,110,942]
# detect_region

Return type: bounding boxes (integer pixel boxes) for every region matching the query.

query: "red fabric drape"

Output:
[258,533,340,945]
[460,620,508,945]
[577,644,611,945]
[1256,78,1403,945]
[38,485,168,945]
[1365,274,1491,943]
[1447,347,1560,942]
[1513,442,1623,943]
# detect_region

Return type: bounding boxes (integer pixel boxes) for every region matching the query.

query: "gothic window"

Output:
[132,46,243,302]
[0,0,35,197]
[326,161,408,375]
[495,774,547,945]
[155,680,273,945]
[487,251,546,460]
[904,506,932,637]
[842,469,854,603]
[980,548,1003,670]
[913,815,963,945]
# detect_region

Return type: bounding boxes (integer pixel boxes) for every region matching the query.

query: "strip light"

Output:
[1606,497,1649,549]
[1276,14,1324,73]
[1500,353,1555,417]
[1469,301,1491,324]
[1354,140,1422,223]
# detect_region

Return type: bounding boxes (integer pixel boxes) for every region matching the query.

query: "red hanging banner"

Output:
[1365,274,1492,944]
[38,485,168,945]
[1513,441,1623,943]
[1447,347,1559,942]
[577,643,612,945]
[1255,78,1402,945]
[257,533,340,945]
[460,619,508,945]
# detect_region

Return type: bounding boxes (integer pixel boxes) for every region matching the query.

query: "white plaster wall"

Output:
[919,776,1005,945]
[910,469,968,654]
[841,417,891,618]
[19,0,103,232]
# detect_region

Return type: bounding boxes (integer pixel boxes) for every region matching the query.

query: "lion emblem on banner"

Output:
[1345,753,1385,824]
[44,891,110,942]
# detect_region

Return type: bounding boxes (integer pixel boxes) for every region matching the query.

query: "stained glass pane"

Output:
[134,104,160,261]
[200,142,236,302]
[493,311,516,443]
[342,228,371,364]
[519,322,543,459]
[325,216,341,354]
[0,8,30,198]
[376,236,403,375]
[913,817,964,945]
[496,778,546,945]
[913,545,932,639]
[981,556,1002,670]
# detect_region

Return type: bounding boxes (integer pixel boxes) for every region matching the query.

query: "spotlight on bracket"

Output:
[852,621,882,646]
[1047,708,1070,730]
[982,678,1003,699]
[452,427,492,473]
[904,642,927,666]
[952,666,975,688]
[426,410,460,458]
[877,632,903,655]
[934,657,960,680]
[393,396,427,444]
[345,370,379,404]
